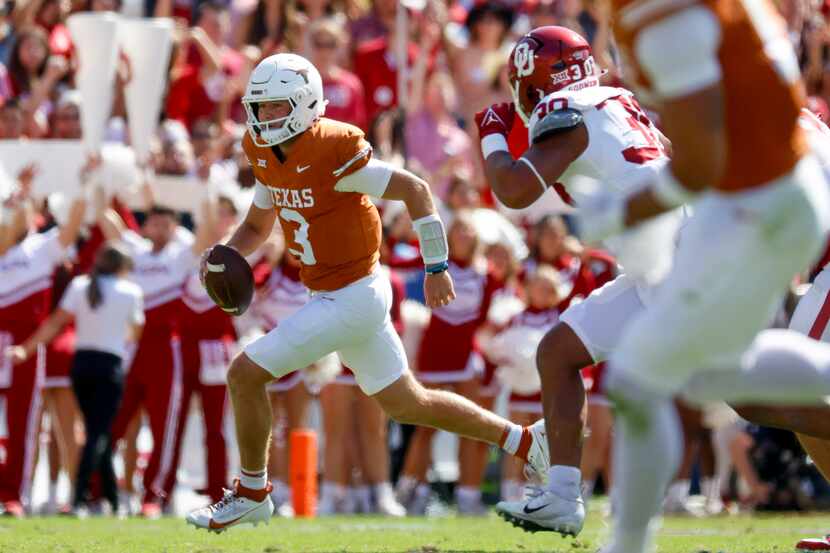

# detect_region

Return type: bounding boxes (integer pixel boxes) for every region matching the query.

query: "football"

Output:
[203,245,254,316]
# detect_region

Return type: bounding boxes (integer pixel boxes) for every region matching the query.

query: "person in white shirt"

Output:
[9,243,144,515]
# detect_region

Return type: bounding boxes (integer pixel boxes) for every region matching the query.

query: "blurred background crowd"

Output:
[0,0,829,520]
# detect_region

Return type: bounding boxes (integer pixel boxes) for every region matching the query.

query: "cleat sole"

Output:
[496,510,579,538]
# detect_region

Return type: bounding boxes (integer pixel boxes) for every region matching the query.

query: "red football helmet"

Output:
[508,26,600,125]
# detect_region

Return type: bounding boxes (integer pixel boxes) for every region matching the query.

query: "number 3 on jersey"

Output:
[279,208,317,265]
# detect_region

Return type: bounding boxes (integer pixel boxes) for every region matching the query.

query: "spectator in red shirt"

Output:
[165,3,230,129]
[13,0,72,59]
[353,21,421,126]
[309,18,366,130]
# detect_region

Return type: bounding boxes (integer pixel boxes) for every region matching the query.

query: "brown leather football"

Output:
[203,245,254,316]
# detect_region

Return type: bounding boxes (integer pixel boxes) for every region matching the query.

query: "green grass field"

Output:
[1,509,829,553]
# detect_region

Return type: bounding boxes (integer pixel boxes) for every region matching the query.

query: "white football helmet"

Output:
[242,53,327,147]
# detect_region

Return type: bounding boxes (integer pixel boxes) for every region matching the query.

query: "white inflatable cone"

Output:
[119,18,174,166]
[67,12,121,153]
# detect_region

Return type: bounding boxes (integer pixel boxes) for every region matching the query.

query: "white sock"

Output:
[240,467,267,490]
[374,482,395,499]
[666,479,690,504]
[607,370,682,553]
[700,477,719,502]
[455,486,481,504]
[501,423,523,456]
[546,465,582,500]
[684,329,830,404]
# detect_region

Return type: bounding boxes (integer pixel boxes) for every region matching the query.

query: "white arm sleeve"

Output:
[334,158,394,198]
[634,6,722,99]
[253,180,275,209]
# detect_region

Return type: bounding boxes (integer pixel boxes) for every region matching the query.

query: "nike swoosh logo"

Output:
[208,504,261,529]
[297,165,311,173]
[523,503,550,515]
[209,514,245,529]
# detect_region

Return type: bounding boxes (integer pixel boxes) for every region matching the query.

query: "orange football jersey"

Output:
[242,118,382,291]
[612,0,807,192]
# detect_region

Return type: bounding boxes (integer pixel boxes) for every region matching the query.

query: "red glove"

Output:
[475,102,515,140]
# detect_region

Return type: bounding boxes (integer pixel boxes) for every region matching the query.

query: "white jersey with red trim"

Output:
[529,85,682,285]
[122,229,197,310]
[0,230,67,313]
[0,230,69,341]
[529,86,669,195]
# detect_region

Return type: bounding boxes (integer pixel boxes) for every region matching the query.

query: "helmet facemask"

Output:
[242,54,327,148]
[244,87,320,147]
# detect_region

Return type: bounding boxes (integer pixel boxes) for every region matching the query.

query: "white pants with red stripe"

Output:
[791,267,830,340]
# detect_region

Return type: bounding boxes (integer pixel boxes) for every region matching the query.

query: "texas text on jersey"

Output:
[242,117,382,292]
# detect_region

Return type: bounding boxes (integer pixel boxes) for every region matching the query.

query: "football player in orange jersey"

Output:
[185,53,551,532]
[560,2,830,552]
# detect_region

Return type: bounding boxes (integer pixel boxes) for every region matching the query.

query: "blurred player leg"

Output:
[265,374,310,516]
[354,388,404,516]
[469,387,496,504]
[111,350,146,515]
[580,400,612,501]
[284,377,311,514]
[199,381,229,504]
[46,428,60,513]
[319,381,351,515]
[604,169,830,553]
[116,413,141,515]
[664,402,702,515]
[454,377,487,516]
[44,387,80,511]
[140,338,184,516]
[396,425,434,515]
[159,360,195,515]
[0,351,43,517]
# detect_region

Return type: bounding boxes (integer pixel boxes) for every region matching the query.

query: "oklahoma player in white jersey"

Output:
[186,53,550,532]
[475,26,679,536]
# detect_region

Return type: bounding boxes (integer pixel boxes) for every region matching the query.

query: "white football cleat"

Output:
[374,483,406,517]
[496,486,584,537]
[186,481,273,533]
[525,418,551,483]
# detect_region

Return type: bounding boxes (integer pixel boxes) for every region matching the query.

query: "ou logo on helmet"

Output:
[513,42,535,78]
